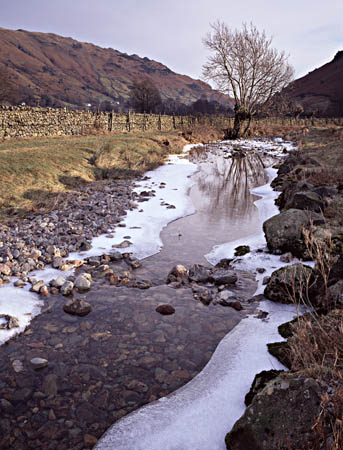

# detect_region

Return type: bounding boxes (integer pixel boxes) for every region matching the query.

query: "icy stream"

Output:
[94,139,301,450]
[0,138,301,450]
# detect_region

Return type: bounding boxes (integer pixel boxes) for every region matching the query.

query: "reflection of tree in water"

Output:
[193,152,269,219]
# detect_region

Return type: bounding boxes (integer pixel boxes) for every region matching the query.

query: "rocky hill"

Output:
[0,27,230,109]
[286,51,343,116]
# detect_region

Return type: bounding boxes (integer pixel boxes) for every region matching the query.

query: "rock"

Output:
[79,240,92,251]
[192,285,213,305]
[156,304,175,315]
[245,369,284,406]
[124,255,141,269]
[228,301,243,311]
[277,315,312,338]
[215,258,233,268]
[267,342,292,368]
[226,376,322,450]
[234,245,250,256]
[30,357,49,369]
[279,252,293,263]
[84,434,98,446]
[313,185,338,198]
[42,374,58,396]
[0,314,19,329]
[263,208,325,259]
[256,267,265,274]
[52,256,64,269]
[50,276,66,288]
[31,280,46,293]
[254,310,269,319]
[74,274,92,292]
[113,240,132,249]
[60,281,74,296]
[0,263,11,276]
[136,280,151,289]
[109,250,123,261]
[188,264,211,283]
[287,190,325,212]
[13,279,26,287]
[166,264,188,284]
[12,360,24,373]
[262,276,270,285]
[63,297,92,316]
[327,279,343,308]
[39,285,50,296]
[218,290,234,302]
[210,268,237,285]
[264,263,316,304]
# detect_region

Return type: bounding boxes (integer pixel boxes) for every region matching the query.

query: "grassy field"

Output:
[0,131,189,218]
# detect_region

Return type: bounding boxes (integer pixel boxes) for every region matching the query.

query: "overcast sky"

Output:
[1,0,342,82]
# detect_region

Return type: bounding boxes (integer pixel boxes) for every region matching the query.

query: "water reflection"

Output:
[193,150,267,219]
[143,145,276,269]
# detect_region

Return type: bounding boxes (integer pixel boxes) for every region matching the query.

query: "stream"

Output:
[0,138,300,450]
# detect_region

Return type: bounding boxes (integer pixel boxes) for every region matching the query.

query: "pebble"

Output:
[30,357,49,369]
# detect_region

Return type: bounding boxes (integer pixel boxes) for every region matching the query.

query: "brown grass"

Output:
[0,131,188,219]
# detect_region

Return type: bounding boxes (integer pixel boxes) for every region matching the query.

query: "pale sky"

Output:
[1,0,342,82]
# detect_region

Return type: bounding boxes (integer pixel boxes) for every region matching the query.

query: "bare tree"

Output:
[203,22,294,138]
[129,77,162,113]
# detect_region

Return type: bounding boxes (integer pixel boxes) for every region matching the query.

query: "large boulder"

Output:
[226,375,322,450]
[263,208,324,259]
[264,263,316,304]
[286,191,325,212]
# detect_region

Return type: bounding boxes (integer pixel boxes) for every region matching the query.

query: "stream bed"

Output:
[0,138,298,450]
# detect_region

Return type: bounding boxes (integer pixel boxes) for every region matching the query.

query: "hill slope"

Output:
[286,51,343,116]
[0,27,229,109]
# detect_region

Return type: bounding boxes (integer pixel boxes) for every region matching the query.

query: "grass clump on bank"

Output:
[0,131,188,219]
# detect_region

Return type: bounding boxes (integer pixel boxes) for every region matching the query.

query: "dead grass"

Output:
[0,131,188,219]
[287,311,343,450]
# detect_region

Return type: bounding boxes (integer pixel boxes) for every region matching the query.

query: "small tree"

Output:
[203,21,294,138]
[129,77,162,113]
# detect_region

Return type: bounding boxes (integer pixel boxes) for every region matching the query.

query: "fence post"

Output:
[127,111,131,132]
[108,110,113,132]
[158,114,162,131]
[143,113,147,132]
[172,115,176,130]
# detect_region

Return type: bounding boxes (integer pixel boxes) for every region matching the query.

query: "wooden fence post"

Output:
[143,113,147,132]
[158,114,162,131]
[127,110,131,132]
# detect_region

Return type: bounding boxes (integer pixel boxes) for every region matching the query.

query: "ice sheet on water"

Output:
[0,285,43,345]
[95,299,299,450]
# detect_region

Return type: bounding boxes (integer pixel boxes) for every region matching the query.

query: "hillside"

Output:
[286,51,343,116]
[0,27,230,109]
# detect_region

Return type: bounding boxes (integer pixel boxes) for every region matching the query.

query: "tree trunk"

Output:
[225,108,250,139]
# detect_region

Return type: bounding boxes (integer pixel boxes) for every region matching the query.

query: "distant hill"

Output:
[0,27,231,110]
[286,51,343,116]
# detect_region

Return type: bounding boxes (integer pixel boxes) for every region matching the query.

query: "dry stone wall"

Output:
[0,106,229,139]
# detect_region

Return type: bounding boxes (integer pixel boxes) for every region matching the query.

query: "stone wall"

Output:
[0,106,230,139]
